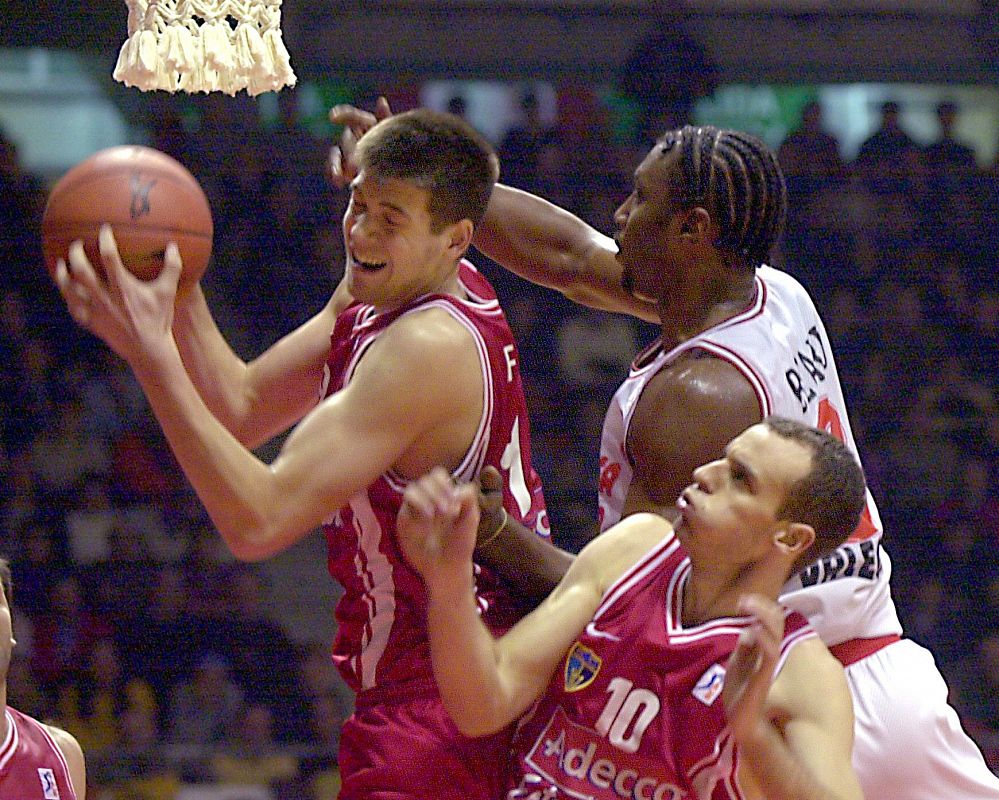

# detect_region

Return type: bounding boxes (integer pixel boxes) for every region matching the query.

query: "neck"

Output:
[657,262,756,349]
[681,559,787,627]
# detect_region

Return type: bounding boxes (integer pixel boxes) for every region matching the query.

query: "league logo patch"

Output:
[564,642,601,692]
[38,767,59,799]
[692,663,726,706]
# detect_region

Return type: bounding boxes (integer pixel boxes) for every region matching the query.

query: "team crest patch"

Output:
[38,767,59,799]
[692,663,726,706]
[564,642,601,692]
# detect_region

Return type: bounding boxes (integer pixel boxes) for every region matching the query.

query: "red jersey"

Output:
[510,532,815,800]
[0,708,77,800]
[322,260,549,693]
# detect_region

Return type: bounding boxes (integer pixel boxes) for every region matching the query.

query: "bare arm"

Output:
[56,231,481,561]
[172,284,340,448]
[724,596,863,800]
[398,472,669,736]
[475,185,660,322]
[45,724,86,800]
[626,356,763,513]
[474,465,575,599]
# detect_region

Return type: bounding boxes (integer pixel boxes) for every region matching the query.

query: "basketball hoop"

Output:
[113,0,297,96]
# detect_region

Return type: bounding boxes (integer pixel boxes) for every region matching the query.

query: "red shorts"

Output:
[338,682,512,800]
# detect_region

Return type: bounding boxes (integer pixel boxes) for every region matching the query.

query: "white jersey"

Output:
[598,265,902,646]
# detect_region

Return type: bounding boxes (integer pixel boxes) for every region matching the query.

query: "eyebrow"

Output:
[725,449,759,491]
[349,182,413,222]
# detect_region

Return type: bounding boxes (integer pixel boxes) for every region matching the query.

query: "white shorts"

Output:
[846,638,999,799]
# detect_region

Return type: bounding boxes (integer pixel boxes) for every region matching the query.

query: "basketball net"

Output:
[113,0,297,96]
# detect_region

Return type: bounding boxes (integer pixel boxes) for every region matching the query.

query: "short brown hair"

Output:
[763,417,866,569]
[356,109,499,232]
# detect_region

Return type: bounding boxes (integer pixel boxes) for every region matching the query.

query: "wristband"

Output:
[478,507,508,551]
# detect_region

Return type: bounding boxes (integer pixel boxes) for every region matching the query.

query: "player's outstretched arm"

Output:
[474,185,660,322]
[400,483,669,737]
[474,465,575,601]
[45,724,86,800]
[173,283,342,449]
[56,234,482,562]
[724,595,863,800]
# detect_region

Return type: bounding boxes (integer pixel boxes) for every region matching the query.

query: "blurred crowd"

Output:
[0,83,996,798]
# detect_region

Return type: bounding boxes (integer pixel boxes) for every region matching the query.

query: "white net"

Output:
[113,0,297,96]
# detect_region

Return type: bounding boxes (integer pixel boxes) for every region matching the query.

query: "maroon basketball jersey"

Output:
[0,708,77,800]
[323,260,549,693]
[510,532,815,800]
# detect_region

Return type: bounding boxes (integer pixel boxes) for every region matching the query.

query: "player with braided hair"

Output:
[329,105,999,798]
[466,122,999,799]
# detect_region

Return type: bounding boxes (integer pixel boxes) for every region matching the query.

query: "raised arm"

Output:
[475,185,660,322]
[56,231,481,562]
[724,595,864,800]
[399,473,668,736]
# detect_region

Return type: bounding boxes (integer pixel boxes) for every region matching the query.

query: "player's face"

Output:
[613,145,686,303]
[343,172,464,310]
[674,424,812,562]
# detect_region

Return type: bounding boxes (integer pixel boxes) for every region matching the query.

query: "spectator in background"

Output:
[211,703,299,793]
[923,101,977,178]
[778,100,845,185]
[29,573,111,691]
[166,653,245,751]
[854,100,921,195]
[498,90,556,193]
[89,704,179,800]
[219,567,308,742]
[618,0,717,137]
[123,565,206,711]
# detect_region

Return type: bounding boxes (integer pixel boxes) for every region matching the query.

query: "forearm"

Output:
[173,285,254,438]
[738,724,859,800]
[131,342,297,561]
[476,513,575,601]
[476,186,654,319]
[425,574,522,736]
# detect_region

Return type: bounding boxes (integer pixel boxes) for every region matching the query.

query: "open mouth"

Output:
[350,251,387,272]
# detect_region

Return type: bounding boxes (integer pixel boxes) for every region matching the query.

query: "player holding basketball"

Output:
[53,110,548,800]
[398,418,866,800]
[331,101,999,798]
[0,559,87,800]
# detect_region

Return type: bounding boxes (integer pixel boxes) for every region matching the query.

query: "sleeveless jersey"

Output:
[597,265,901,647]
[322,260,549,692]
[0,708,77,800]
[509,532,816,800]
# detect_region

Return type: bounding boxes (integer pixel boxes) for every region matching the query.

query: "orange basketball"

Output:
[42,145,213,286]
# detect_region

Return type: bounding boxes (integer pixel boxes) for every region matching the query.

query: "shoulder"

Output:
[42,723,86,798]
[634,354,761,436]
[576,512,674,594]
[769,636,851,720]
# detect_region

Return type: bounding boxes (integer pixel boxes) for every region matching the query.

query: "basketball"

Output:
[42,145,213,286]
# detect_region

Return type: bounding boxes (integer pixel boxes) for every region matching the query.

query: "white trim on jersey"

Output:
[678,339,773,417]
[33,717,74,797]
[592,533,682,622]
[0,709,18,773]
[346,492,398,690]
[381,298,494,490]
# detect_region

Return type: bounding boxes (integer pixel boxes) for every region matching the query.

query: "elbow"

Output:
[446,705,507,738]
[214,517,286,563]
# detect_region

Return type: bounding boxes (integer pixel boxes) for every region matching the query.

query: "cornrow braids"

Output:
[660,126,787,269]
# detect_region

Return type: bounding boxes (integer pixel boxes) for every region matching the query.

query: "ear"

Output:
[445,218,474,260]
[774,522,815,562]
[679,206,713,243]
